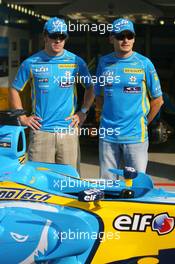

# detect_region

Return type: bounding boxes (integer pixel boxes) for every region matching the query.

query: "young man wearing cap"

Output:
[9,17,94,169]
[95,18,163,178]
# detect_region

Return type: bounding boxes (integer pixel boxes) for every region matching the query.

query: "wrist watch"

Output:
[80,106,89,114]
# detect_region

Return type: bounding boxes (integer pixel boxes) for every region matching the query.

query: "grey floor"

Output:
[80,137,175,191]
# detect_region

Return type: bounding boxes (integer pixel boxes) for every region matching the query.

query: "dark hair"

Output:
[43,30,49,36]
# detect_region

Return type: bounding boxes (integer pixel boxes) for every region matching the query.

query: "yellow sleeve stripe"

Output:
[20,80,29,92]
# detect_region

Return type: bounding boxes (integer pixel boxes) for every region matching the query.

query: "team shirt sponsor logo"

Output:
[103,70,118,86]
[60,71,75,88]
[129,76,137,82]
[103,70,114,76]
[124,68,144,74]
[33,66,49,73]
[128,75,138,85]
[58,64,77,69]
[123,86,141,93]
[38,78,49,83]
[54,71,74,88]
[38,77,49,90]
[0,187,52,202]
[113,213,174,235]
[41,90,48,94]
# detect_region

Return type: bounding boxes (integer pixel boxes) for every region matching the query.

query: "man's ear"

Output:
[109,35,114,44]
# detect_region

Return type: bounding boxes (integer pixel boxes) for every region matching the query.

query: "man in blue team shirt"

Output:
[9,17,94,169]
[95,18,163,178]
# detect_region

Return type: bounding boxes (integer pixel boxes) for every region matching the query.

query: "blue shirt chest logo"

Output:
[32,64,51,76]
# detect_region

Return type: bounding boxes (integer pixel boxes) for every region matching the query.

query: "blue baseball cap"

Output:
[44,17,68,36]
[111,18,135,34]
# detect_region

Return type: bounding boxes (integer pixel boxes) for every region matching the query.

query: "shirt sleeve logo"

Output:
[58,64,77,69]
[124,68,144,74]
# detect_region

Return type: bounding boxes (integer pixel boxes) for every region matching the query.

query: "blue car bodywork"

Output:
[0,110,175,264]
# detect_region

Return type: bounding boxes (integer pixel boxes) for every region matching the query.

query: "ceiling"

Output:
[145,0,175,17]
[3,0,175,23]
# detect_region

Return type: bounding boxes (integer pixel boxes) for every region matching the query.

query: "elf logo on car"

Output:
[113,213,174,235]
[84,194,97,201]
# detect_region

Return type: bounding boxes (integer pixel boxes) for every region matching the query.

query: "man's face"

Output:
[44,33,67,55]
[110,31,135,54]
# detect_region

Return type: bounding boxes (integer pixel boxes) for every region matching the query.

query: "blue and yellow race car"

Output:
[0,110,175,264]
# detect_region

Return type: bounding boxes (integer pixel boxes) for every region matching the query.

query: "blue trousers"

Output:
[99,139,149,179]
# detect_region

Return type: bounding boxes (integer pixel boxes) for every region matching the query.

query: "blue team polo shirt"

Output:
[12,50,91,132]
[95,51,162,143]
